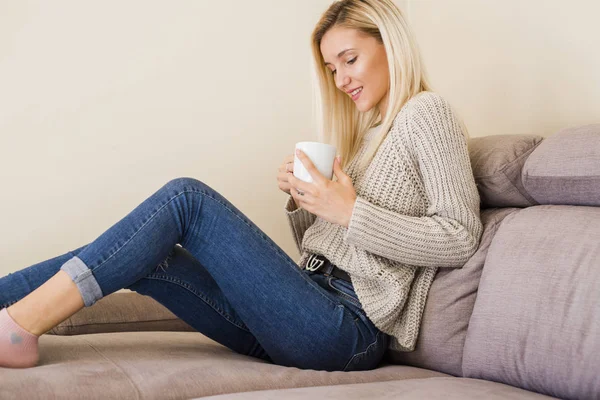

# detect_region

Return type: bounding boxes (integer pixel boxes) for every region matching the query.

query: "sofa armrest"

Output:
[47,291,196,335]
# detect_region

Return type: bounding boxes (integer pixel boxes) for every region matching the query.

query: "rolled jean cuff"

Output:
[60,256,104,307]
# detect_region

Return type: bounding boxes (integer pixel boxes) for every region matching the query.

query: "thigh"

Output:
[125,244,272,363]
[319,274,391,372]
[160,178,384,371]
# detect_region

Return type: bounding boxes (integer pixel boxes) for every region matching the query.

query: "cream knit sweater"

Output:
[284,91,483,352]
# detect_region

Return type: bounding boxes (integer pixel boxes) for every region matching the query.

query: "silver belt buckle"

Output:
[305,254,325,272]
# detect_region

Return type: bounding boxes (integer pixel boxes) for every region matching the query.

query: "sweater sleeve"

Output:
[343,94,483,268]
[284,195,317,254]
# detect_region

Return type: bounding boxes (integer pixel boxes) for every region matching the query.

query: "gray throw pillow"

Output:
[468,134,543,208]
[522,123,600,206]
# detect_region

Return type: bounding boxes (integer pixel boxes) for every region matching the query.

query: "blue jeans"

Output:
[0,177,389,371]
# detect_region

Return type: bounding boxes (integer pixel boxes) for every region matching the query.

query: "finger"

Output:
[287,173,311,194]
[280,184,292,195]
[333,156,348,182]
[296,149,325,183]
[279,177,294,191]
[279,163,290,173]
[291,186,306,202]
[277,170,290,181]
[290,186,299,201]
[279,160,291,173]
[280,156,294,171]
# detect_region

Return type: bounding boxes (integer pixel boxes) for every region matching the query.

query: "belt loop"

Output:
[322,262,334,277]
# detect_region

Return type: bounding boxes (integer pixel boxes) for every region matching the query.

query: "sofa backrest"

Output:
[462,204,600,400]
[462,124,600,400]
[385,206,518,376]
[388,124,600,400]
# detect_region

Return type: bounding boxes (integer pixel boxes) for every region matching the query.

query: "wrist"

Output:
[292,196,301,210]
[345,198,357,228]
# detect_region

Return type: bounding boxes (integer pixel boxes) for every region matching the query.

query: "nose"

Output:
[335,71,351,91]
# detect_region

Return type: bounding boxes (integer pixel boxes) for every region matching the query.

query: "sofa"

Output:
[1,124,598,400]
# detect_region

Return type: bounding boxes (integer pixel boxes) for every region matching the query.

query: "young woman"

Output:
[0,0,483,372]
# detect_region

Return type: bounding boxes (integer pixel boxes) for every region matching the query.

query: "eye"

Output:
[329,57,357,76]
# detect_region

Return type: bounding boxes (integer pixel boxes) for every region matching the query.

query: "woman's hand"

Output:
[277,154,301,208]
[288,149,357,227]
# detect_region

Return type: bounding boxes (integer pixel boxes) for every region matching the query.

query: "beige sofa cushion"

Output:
[198,377,559,400]
[468,134,543,208]
[48,291,195,335]
[0,331,449,399]
[522,123,600,206]
[462,205,600,400]
[386,207,518,376]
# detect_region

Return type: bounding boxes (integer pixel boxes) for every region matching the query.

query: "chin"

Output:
[356,102,376,113]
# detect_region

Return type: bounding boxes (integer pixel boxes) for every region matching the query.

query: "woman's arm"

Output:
[284,195,317,254]
[344,93,483,268]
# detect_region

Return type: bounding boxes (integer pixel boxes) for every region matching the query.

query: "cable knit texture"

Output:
[284,91,483,352]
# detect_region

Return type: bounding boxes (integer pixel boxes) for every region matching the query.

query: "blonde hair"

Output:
[311,0,468,172]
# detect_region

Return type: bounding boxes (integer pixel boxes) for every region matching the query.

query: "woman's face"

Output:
[320,26,390,118]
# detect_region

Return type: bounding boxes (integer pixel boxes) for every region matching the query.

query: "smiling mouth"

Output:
[349,87,363,96]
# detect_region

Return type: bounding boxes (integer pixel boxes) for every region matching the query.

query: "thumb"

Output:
[333,156,347,182]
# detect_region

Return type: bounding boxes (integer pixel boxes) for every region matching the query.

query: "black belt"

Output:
[303,254,351,283]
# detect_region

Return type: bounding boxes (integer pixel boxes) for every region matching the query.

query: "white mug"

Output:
[293,142,337,183]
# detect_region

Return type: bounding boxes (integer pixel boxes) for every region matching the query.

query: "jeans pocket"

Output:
[343,330,389,372]
[327,277,362,308]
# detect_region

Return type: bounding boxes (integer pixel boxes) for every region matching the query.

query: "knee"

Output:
[163,177,208,194]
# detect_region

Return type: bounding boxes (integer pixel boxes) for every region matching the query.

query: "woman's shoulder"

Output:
[389,91,451,134]
[389,91,463,148]
[407,91,452,114]
[395,91,457,128]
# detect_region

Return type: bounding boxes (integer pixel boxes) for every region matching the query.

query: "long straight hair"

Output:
[311,0,445,172]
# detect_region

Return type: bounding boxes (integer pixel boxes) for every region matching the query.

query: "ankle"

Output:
[6,305,43,337]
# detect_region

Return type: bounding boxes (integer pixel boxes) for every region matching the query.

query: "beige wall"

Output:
[0,0,329,278]
[1,1,598,279]
[400,0,600,138]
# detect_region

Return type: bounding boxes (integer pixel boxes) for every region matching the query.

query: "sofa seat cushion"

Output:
[197,377,559,400]
[0,331,449,400]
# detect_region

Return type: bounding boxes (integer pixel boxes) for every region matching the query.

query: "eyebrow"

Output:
[324,48,356,66]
